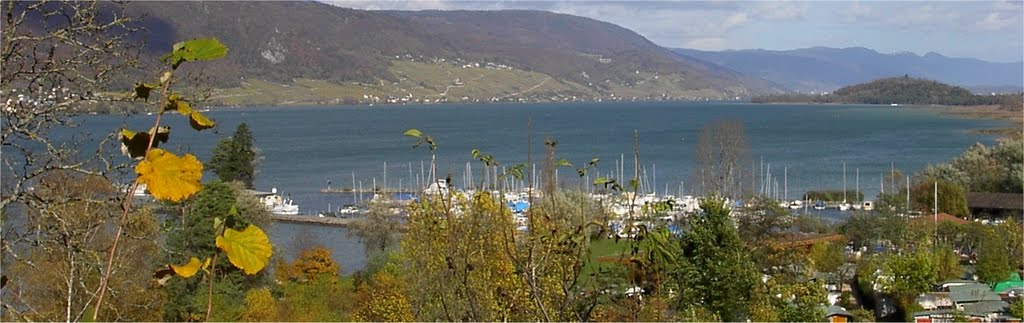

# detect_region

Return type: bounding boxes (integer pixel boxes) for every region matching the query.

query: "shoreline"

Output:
[920,105,1022,138]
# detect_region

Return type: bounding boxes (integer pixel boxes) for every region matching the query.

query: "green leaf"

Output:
[216,224,273,275]
[162,37,228,68]
[507,163,526,180]
[188,111,216,131]
[133,83,156,101]
[593,177,611,185]
[556,159,573,168]
[213,217,224,233]
[120,127,170,159]
[180,38,228,61]
[403,128,423,138]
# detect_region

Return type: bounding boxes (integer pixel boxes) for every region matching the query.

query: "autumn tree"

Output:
[810,241,845,277]
[881,250,937,320]
[694,120,751,198]
[922,135,1024,194]
[1,173,164,321]
[349,197,402,258]
[276,246,341,283]
[976,228,1012,284]
[209,122,258,188]
[353,269,415,322]
[911,178,970,218]
[274,246,351,321]
[240,287,279,322]
[933,244,963,281]
[400,192,527,321]
[1011,298,1024,319]
[0,2,146,320]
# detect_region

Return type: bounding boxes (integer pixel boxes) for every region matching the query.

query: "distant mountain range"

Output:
[121,1,778,105]
[672,47,1024,93]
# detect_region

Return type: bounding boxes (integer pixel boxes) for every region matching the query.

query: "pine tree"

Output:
[209,123,257,188]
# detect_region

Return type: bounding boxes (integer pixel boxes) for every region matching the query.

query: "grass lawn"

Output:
[581,237,632,279]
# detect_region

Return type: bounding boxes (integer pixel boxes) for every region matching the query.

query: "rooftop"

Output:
[966,192,1024,210]
[949,283,1002,304]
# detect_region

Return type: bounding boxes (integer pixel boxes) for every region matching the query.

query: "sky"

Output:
[326,1,1024,63]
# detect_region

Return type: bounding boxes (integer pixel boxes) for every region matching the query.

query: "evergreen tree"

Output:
[209,123,257,188]
[162,182,265,321]
[676,197,758,321]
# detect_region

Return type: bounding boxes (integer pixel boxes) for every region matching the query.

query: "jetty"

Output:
[270,214,357,227]
[270,214,410,230]
[319,187,417,195]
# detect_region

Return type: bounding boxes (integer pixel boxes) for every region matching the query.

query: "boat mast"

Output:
[843,162,847,203]
[856,168,860,202]
[906,175,911,215]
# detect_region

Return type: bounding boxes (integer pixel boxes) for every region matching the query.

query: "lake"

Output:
[46,101,1011,273]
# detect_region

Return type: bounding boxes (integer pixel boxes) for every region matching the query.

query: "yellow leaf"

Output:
[160,71,173,84]
[119,127,170,159]
[171,257,204,278]
[189,111,215,131]
[216,225,272,275]
[135,148,203,202]
[163,95,192,116]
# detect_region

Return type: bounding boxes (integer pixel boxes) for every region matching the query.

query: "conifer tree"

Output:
[209,123,257,188]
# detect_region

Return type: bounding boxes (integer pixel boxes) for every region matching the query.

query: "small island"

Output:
[753,75,1022,110]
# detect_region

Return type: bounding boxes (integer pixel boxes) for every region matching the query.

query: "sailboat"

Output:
[852,168,863,210]
[839,162,851,211]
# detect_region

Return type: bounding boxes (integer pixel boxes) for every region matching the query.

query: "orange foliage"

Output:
[275,246,340,283]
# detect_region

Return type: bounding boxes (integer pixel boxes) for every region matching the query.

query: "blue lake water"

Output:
[42,101,1010,273]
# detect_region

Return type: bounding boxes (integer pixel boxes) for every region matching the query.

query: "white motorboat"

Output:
[789,200,804,210]
[862,201,875,211]
[253,187,300,215]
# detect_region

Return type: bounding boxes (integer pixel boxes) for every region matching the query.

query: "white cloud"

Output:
[722,12,750,30]
[881,4,959,30]
[753,1,808,20]
[972,12,1015,31]
[838,1,872,23]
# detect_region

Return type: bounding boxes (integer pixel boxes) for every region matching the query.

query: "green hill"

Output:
[753,76,1018,107]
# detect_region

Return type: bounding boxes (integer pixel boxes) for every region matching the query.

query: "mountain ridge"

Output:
[672,47,1023,93]
[121,2,780,105]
